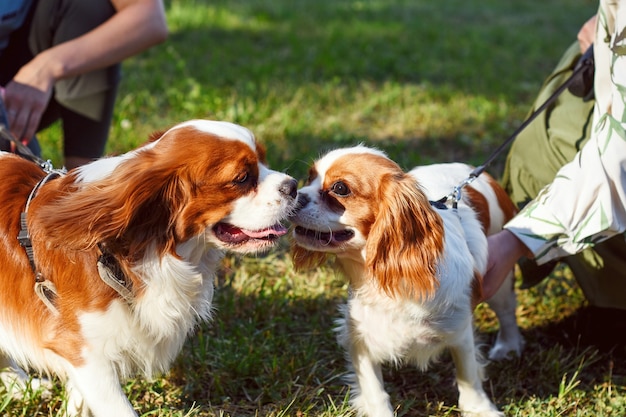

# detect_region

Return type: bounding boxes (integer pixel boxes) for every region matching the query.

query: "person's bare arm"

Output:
[482,230,531,301]
[4,0,168,142]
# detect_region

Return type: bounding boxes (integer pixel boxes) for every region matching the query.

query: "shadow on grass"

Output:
[374,307,626,416]
[167,262,350,415]
[529,305,626,352]
[162,256,625,416]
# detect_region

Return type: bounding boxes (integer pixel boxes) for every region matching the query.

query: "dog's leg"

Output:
[337,307,395,417]
[65,360,136,417]
[486,270,525,360]
[346,342,395,417]
[64,379,92,417]
[449,325,503,417]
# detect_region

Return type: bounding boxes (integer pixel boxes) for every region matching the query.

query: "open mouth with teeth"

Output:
[293,226,355,247]
[214,223,288,246]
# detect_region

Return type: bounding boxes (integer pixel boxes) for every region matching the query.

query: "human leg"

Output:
[26,0,120,167]
[37,86,118,169]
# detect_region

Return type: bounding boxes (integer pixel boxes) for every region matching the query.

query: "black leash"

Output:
[0,125,60,173]
[440,45,595,208]
[469,45,594,180]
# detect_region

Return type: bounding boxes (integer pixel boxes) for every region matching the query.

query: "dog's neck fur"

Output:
[336,256,365,286]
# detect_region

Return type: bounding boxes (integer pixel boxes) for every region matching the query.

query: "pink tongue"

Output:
[219,223,287,239]
[244,224,288,238]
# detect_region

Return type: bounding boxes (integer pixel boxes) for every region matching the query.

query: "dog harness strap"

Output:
[97,244,134,304]
[17,212,35,270]
[18,171,64,314]
[34,273,60,316]
[429,198,449,210]
[18,172,62,268]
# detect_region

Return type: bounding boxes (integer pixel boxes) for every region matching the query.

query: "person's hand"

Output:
[3,55,55,144]
[482,230,530,301]
[3,0,167,145]
[578,15,597,53]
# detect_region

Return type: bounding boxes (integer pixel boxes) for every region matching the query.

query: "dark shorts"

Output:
[0,0,120,159]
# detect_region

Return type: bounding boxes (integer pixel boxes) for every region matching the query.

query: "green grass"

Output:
[5,0,625,416]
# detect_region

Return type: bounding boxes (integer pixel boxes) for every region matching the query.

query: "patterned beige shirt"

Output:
[505,0,626,264]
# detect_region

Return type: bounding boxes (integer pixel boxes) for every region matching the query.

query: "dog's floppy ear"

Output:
[34,147,187,260]
[291,242,330,271]
[366,173,444,300]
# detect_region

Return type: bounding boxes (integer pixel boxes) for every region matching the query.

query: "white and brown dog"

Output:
[0,120,298,417]
[291,146,524,417]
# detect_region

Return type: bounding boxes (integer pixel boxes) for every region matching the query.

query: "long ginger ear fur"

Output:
[366,173,445,300]
[32,147,188,262]
[291,243,330,271]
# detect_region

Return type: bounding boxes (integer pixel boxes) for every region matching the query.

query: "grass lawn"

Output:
[4,0,625,416]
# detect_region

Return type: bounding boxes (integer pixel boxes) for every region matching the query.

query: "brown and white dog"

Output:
[0,120,298,417]
[291,146,524,417]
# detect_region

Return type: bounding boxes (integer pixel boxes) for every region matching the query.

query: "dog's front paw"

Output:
[459,397,504,417]
[459,388,503,417]
[351,392,395,417]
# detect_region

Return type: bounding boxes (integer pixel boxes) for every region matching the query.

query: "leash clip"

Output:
[40,159,65,175]
[446,174,478,209]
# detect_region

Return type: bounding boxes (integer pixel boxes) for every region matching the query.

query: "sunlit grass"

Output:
[6,1,624,416]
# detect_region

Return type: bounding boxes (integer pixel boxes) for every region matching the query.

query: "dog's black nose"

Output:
[279,178,298,199]
[296,193,310,209]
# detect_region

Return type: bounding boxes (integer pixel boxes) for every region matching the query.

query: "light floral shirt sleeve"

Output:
[505,0,626,264]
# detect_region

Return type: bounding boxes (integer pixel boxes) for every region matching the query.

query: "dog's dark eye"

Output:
[234,172,249,184]
[331,181,350,196]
